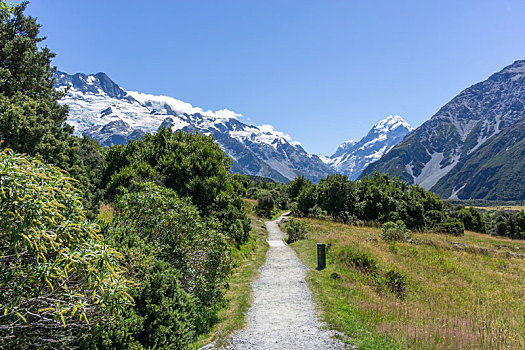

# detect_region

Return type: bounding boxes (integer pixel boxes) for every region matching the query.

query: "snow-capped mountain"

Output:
[55,71,334,182]
[321,116,413,180]
[361,60,525,200]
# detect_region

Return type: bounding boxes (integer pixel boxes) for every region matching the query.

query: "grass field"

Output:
[193,199,269,348]
[291,218,525,349]
[474,205,525,212]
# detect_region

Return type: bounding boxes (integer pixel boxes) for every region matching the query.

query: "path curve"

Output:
[223,215,346,350]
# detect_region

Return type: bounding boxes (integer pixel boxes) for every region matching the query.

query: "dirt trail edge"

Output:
[222,215,347,350]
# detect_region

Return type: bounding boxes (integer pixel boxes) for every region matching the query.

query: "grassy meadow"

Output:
[291,218,525,349]
[474,205,525,212]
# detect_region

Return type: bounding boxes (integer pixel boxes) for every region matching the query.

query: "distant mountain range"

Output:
[361,60,525,200]
[58,59,525,200]
[55,71,334,182]
[320,115,413,180]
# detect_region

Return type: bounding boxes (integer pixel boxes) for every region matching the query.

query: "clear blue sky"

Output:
[20,0,525,155]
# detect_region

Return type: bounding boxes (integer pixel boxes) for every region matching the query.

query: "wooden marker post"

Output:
[317,243,326,270]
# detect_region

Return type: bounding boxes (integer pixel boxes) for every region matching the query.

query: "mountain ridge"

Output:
[322,115,413,180]
[360,59,525,200]
[55,71,334,183]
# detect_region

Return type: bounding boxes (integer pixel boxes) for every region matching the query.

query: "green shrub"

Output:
[307,204,328,219]
[335,245,408,299]
[84,183,233,348]
[424,209,446,228]
[83,260,196,350]
[102,127,250,244]
[0,149,132,348]
[295,185,318,215]
[351,252,379,274]
[433,220,465,236]
[384,269,407,299]
[105,160,161,200]
[486,210,525,239]
[458,207,486,233]
[286,175,312,201]
[381,220,412,242]
[337,247,379,274]
[285,218,309,243]
[335,211,357,224]
[110,184,230,323]
[256,194,275,218]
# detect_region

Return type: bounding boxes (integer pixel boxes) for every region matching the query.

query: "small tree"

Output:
[296,185,318,215]
[257,194,275,218]
[286,175,312,201]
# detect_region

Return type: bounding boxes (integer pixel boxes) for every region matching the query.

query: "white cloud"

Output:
[258,124,291,140]
[257,124,301,146]
[127,91,301,147]
[127,91,242,120]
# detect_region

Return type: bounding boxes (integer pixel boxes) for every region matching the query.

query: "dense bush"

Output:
[317,174,356,220]
[487,210,525,239]
[381,220,412,242]
[424,209,446,228]
[286,175,312,202]
[256,194,275,218]
[296,185,318,215]
[289,171,492,239]
[83,260,196,350]
[384,270,407,299]
[458,207,486,233]
[293,172,444,230]
[433,220,465,236]
[110,184,230,320]
[102,127,250,244]
[284,218,309,243]
[0,149,132,348]
[84,183,231,348]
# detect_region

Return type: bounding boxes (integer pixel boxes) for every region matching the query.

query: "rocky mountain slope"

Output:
[361,60,525,200]
[55,71,334,182]
[322,115,413,180]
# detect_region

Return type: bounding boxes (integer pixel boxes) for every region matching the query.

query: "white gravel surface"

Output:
[222,216,347,350]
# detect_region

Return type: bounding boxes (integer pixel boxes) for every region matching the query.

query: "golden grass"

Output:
[473,205,525,212]
[295,218,525,349]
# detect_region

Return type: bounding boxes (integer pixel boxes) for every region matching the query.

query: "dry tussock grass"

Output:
[305,218,525,349]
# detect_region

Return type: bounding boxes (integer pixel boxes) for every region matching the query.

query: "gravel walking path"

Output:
[222,215,346,350]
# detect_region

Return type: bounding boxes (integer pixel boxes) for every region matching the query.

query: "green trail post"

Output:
[317,243,326,270]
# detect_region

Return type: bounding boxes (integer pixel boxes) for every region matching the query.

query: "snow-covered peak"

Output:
[325,115,413,180]
[317,154,332,165]
[55,71,127,99]
[341,140,356,147]
[54,70,330,182]
[372,115,414,133]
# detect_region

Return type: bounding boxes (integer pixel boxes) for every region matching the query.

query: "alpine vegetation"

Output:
[0,3,254,348]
